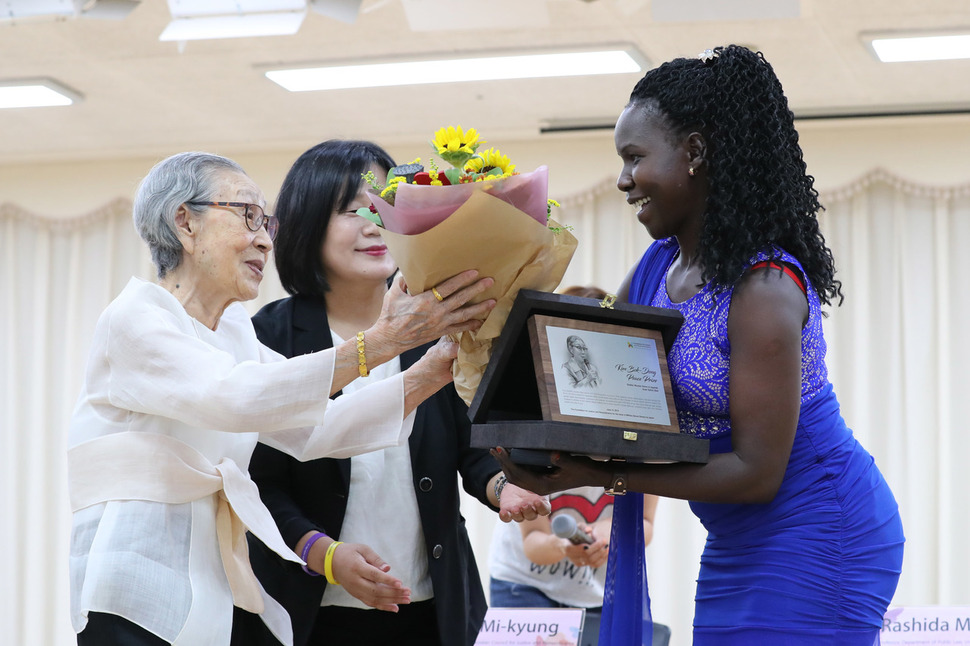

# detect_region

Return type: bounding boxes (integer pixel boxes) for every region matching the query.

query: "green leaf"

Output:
[356,207,383,228]
[443,167,462,184]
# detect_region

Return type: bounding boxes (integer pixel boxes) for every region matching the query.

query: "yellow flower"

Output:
[432,126,485,168]
[465,147,516,176]
[433,126,482,154]
[380,176,405,201]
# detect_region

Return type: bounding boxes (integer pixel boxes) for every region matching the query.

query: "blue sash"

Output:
[599,238,678,646]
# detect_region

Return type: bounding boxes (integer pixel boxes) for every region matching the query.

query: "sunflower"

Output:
[465,147,516,177]
[431,125,485,168]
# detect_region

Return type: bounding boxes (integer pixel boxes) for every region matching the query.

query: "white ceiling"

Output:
[2,0,970,166]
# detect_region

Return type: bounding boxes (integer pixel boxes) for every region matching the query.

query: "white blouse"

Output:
[320,330,432,610]
[67,278,414,645]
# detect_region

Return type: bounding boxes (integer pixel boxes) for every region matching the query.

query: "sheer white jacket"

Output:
[67,278,414,645]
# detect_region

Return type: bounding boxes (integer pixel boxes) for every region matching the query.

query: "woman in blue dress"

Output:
[494,45,904,645]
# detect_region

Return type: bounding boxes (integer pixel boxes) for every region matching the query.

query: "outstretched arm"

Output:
[488,473,551,522]
[493,268,807,505]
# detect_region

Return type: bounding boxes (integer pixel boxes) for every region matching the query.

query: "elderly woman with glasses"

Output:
[67,151,496,646]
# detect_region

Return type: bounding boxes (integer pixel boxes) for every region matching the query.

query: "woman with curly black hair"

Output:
[494,45,904,645]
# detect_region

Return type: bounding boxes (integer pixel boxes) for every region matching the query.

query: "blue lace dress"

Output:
[628,238,904,645]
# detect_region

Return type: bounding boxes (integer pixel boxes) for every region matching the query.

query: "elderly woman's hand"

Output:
[401,338,460,415]
[369,270,496,360]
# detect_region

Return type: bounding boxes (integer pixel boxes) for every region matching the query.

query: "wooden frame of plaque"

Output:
[469,289,709,465]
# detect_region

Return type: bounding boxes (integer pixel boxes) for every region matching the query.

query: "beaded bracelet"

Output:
[494,473,508,505]
[356,331,369,377]
[300,531,328,576]
[324,541,344,586]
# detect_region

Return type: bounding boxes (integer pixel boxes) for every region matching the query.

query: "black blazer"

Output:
[231,294,498,646]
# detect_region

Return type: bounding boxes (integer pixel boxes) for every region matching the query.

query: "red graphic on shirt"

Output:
[549,492,611,524]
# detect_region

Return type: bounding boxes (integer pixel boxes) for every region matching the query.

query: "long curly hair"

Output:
[628,45,843,306]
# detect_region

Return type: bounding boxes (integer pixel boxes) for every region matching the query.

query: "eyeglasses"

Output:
[186,201,279,241]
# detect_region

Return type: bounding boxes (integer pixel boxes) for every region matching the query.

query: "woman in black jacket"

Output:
[231,139,548,646]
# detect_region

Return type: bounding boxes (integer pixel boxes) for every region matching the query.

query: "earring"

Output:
[688,166,696,177]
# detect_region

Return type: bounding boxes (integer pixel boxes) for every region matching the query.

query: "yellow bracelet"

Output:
[355,331,369,378]
[324,540,343,585]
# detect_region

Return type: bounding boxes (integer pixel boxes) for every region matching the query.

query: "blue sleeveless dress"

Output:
[628,238,904,645]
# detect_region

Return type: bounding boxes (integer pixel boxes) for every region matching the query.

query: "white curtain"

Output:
[2,168,968,645]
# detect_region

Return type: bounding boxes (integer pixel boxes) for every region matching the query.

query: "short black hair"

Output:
[273,140,395,297]
[628,45,842,306]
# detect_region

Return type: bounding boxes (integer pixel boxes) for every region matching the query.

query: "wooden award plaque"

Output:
[469,289,709,465]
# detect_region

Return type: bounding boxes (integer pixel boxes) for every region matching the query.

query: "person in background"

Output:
[229,140,550,646]
[489,487,657,611]
[494,45,904,645]
[68,151,495,646]
[560,285,609,300]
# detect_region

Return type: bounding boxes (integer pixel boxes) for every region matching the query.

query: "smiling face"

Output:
[614,103,708,242]
[182,170,272,308]
[320,165,397,289]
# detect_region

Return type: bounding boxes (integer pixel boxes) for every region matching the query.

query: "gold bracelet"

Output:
[324,540,343,585]
[356,331,369,377]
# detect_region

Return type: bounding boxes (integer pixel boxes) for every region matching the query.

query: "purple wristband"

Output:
[300,532,328,576]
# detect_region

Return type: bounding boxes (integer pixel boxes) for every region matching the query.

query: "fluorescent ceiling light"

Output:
[868,33,970,62]
[265,49,646,92]
[164,0,304,18]
[160,11,305,41]
[0,0,81,21]
[0,79,80,109]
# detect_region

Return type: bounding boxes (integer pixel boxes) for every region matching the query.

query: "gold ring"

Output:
[431,286,444,302]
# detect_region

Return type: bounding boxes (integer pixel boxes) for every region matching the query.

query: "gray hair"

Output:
[133,151,247,278]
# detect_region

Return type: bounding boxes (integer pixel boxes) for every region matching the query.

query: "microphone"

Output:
[551,515,594,545]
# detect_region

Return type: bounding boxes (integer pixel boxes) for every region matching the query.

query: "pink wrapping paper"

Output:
[373,167,577,405]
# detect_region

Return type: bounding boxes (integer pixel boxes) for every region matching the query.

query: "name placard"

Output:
[882,606,970,644]
[475,607,586,646]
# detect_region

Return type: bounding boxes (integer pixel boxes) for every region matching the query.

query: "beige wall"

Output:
[4,114,969,219]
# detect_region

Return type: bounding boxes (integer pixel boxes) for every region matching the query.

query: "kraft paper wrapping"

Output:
[376,189,577,405]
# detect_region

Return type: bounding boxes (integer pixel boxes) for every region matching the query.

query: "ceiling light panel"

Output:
[868,33,970,63]
[159,11,306,41]
[265,49,646,92]
[0,0,83,20]
[164,0,305,18]
[0,79,80,109]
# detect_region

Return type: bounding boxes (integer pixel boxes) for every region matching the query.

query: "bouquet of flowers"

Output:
[361,126,578,405]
